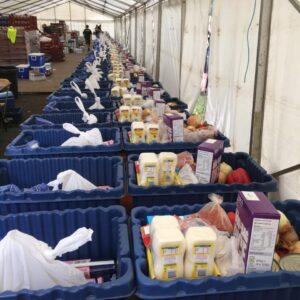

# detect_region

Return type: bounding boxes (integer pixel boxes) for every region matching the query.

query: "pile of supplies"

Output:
[135,139,252,187]
[141,192,300,280]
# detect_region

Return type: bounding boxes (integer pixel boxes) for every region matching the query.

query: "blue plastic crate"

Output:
[131,200,300,300]
[127,152,277,206]
[0,156,124,214]
[43,99,117,113]
[5,127,121,158]
[20,112,113,130]
[122,127,230,154]
[60,80,113,90]
[164,97,188,110]
[0,206,134,299]
[47,90,111,102]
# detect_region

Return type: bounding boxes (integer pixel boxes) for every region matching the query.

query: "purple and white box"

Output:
[149,87,161,100]
[234,191,280,274]
[195,139,224,184]
[163,113,184,142]
[155,99,166,118]
[141,81,153,97]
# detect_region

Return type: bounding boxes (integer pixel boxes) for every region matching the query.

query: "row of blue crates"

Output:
[1,200,300,299]
[0,153,277,213]
[4,126,230,157]
[0,42,297,300]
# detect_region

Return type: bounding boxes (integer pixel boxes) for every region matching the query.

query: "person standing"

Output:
[83,25,92,51]
[94,25,100,39]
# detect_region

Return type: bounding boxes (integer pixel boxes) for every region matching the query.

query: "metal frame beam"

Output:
[250,0,273,162]
[2,0,56,13]
[85,0,125,13]
[77,0,122,15]
[19,0,68,15]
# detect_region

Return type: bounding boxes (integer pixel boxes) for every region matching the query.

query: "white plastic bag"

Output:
[0,228,93,292]
[61,123,103,147]
[70,81,88,99]
[74,97,97,124]
[85,79,105,110]
[48,169,97,191]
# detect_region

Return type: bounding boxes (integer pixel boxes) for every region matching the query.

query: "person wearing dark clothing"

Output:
[83,25,92,51]
[94,25,101,38]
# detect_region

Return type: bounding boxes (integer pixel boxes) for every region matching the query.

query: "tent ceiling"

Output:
[0,0,148,17]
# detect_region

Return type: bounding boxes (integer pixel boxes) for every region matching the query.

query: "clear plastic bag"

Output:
[187,194,233,233]
[183,126,217,143]
[215,236,244,276]
[176,151,196,171]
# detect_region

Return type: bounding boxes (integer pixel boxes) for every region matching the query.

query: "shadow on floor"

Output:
[0,92,48,158]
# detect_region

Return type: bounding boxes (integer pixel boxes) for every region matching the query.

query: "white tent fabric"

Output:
[261,0,300,199]
[179,0,211,111]
[136,8,144,65]
[145,6,159,78]
[205,0,261,152]
[159,0,182,98]
[131,12,136,57]
[34,2,115,37]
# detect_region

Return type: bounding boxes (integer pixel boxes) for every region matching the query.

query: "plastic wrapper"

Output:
[186,194,233,233]
[176,151,196,171]
[178,164,198,185]
[215,236,244,276]
[183,126,217,143]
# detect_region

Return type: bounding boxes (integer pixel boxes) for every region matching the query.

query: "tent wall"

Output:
[261,0,300,199]
[34,2,115,38]
[113,0,300,199]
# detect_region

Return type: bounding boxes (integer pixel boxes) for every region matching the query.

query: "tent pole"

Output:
[68,1,72,31]
[179,0,186,98]
[155,0,162,81]
[135,8,138,60]
[143,4,147,67]
[250,0,273,162]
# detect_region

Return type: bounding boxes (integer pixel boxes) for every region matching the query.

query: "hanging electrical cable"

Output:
[244,0,257,83]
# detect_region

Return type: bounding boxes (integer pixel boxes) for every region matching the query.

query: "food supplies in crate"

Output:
[136,152,179,187]
[139,192,284,282]
[233,191,280,274]
[134,146,254,187]
[128,122,160,144]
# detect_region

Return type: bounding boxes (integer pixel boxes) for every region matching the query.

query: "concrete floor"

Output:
[18,53,85,93]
